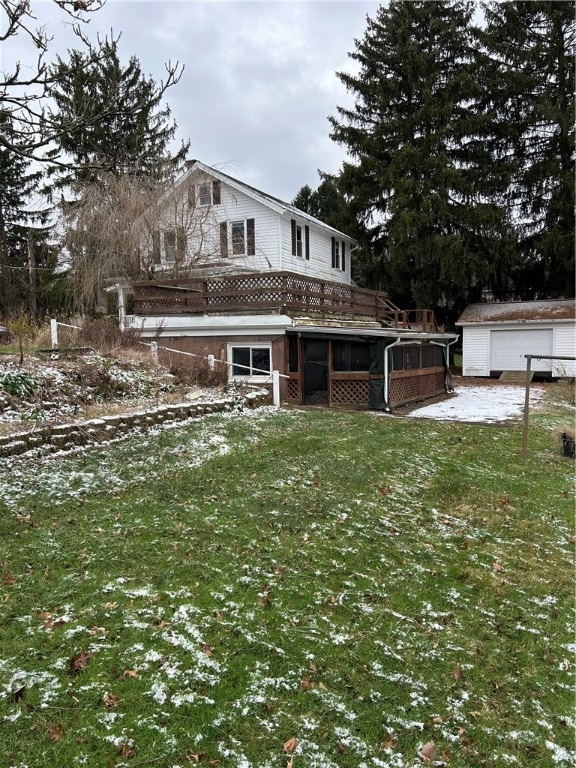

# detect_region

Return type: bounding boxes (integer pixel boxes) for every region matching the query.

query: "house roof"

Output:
[184,160,357,242]
[456,299,576,325]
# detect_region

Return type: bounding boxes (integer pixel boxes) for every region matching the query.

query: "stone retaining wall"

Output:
[0,391,269,459]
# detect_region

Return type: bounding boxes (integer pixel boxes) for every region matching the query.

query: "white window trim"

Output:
[227,343,272,381]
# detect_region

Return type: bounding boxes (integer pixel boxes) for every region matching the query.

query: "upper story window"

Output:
[152,228,187,264]
[291,219,309,260]
[163,230,176,262]
[331,237,346,271]
[191,180,221,208]
[220,218,255,257]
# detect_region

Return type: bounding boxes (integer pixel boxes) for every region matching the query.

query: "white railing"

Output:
[50,318,82,349]
[140,340,288,407]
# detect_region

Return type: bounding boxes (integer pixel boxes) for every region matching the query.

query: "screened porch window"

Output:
[332,341,370,371]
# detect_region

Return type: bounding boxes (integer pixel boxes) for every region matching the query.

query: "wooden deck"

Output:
[132,271,438,331]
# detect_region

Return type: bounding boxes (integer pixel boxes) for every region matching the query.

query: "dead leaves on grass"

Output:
[418,741,436,763]
[102,691,120,708]
[283,737,299,768]
[69,648,94,675]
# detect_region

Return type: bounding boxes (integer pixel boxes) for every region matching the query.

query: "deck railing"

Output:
[132,271,437,331]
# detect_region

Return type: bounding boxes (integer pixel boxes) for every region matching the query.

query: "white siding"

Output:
[461,326,490,376]
[553,323,576,377]
[280,215,352,284]
[184,183,280,271]
[148,167,356,282]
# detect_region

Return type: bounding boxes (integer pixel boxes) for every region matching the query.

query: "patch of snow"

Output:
[408,384,545,423]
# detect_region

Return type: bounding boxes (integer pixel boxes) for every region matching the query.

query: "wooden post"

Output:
[50,318,58,349]
[272,370,280,407]
[522,355,532,461]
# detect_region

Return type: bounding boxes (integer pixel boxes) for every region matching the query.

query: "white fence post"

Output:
[50,319,58,349]
[208,354,215,372]
[272,370,280,407]
[150,341,158,364]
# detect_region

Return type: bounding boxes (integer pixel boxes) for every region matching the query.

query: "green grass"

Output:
[0,396,574,768]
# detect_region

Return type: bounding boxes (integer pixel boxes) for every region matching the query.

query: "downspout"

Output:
[278,216,283,271]
[431,338,458,393]
[383,337,402,411]
[349,243,359,284]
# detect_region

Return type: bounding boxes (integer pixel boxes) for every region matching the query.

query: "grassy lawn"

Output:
[0,393,574,767]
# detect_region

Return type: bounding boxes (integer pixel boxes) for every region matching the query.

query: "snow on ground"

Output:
[407,382,545,423]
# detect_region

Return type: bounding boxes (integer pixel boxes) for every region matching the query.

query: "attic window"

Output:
[197,180,221,206]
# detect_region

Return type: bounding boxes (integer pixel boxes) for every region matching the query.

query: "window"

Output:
[221,219,256,257]
[422,345,436,368]
[163,230,176,262]
[392,347,404,370]
[151,228,186,264]
[296,225,303,258]
[230,345,271,378]
[196,180,221,207]
[405,346,420,370]
[331,238,346,271]
[231,221,245,255]
[333,341,370,372]
[291,220,310,259]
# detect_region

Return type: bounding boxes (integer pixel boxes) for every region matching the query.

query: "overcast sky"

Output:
[4,0,381,203]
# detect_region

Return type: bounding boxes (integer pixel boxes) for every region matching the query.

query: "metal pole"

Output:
[522,355,532,461]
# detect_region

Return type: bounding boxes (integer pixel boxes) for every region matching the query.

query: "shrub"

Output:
[0,370,40,397]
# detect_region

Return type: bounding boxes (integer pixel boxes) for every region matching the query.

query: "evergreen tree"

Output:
[479,1,575,299]
[0,113,54,319]
[329,1,514,324]
[48,36,189,188]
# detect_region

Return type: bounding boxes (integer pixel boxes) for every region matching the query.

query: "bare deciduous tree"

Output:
[0,1,183,167]
[60,172,221,311]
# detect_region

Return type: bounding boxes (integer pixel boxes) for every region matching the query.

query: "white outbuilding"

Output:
[455,299,575,378]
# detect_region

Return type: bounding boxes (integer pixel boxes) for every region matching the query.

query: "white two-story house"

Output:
[124,161,457,411]
[141,159,354,283]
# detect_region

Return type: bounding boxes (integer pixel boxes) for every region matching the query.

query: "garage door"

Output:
[490,329,553,372]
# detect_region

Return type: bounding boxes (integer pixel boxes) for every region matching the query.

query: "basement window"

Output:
[229,345,271,379]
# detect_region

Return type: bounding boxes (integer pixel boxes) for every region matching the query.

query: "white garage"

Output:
[456,300,575,377]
